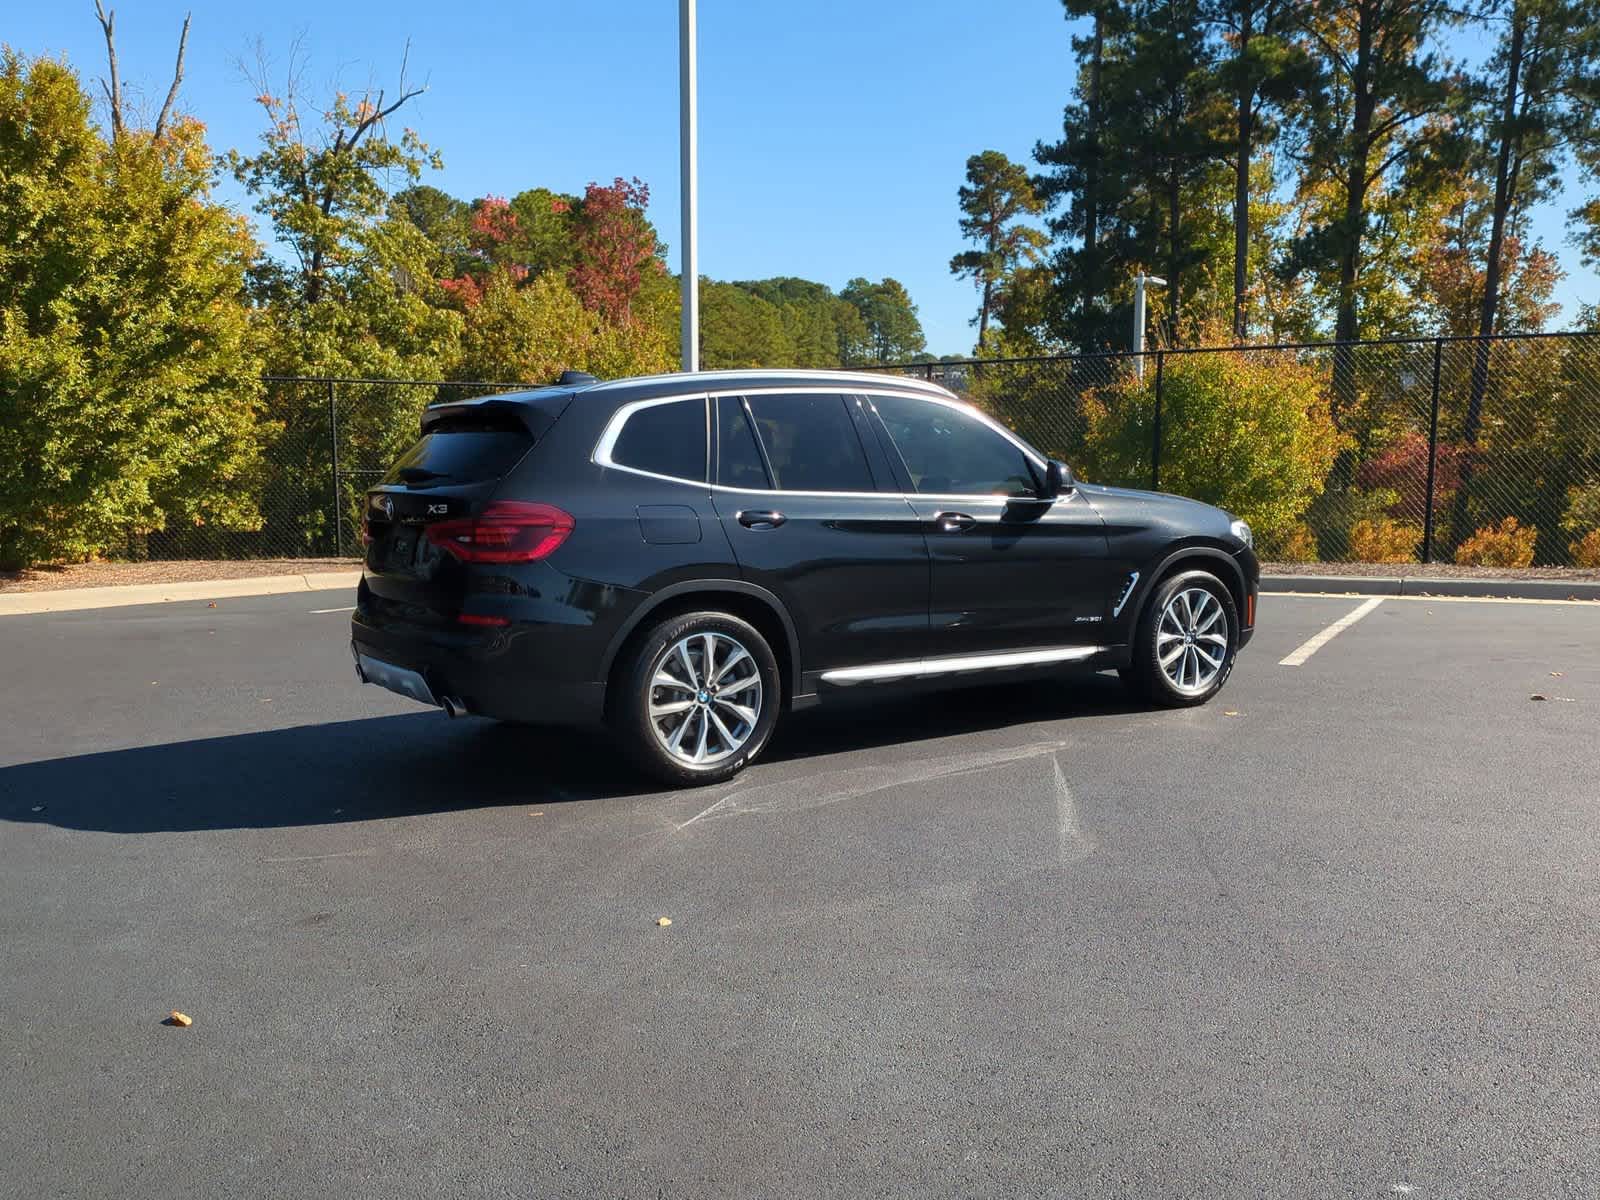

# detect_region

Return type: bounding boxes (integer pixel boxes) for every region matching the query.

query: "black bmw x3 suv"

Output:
[352,369,1259,785]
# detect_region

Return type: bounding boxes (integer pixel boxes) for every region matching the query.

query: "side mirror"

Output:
[1045,460,1074,498]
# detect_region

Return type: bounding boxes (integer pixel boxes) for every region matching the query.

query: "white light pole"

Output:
[679,0,699,373]
[1133,273,1165,380]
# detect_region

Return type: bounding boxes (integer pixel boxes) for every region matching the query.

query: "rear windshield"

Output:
[381,418,533,488]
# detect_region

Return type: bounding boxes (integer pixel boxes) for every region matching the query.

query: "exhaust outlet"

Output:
[441,696,468,719]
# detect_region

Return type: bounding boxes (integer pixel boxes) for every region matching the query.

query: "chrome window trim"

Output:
[820,644,1103,686]
[592,393,710,486]
[590,385,1056,502]
[711,484,901,501]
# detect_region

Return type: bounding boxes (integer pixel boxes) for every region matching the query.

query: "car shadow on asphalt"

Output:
[0,673,1144,834]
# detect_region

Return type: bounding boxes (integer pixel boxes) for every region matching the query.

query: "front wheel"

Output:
[614,611,781,787]
[1123,570,1238,707]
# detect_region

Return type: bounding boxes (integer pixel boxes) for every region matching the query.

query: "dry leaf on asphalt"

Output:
[656,917,672,927]
[165,1011,193,1027]
[1530,694,1548,701]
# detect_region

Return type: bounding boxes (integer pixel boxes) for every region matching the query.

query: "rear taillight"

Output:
[424,501,574,564]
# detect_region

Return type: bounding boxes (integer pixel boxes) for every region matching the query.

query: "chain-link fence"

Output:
[872,333,1600,567]
[139,377,533,561]
[130,334,1600,566]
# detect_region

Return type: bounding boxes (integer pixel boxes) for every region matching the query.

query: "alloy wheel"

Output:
[647,631,764,767]
[1157,587,1229,695]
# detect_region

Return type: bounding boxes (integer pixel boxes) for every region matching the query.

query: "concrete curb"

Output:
[1263,574,1600,602]
[0,571,361,617]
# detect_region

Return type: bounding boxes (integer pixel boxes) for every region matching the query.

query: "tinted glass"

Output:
[717,398,771,489]
[383,420,532,488]
[872,394,1037,497]
[611,399,707,481]
[745,393,875,493]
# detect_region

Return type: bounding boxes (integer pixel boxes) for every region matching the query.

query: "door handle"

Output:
[935,512,977,533]
[737,509,786,530]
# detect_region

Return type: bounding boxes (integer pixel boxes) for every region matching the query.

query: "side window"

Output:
[716,397,772,489]
[870,394,1038,497]
[743,393,876,493]
[609,398,707,482]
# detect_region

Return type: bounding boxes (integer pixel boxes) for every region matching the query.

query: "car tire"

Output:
[1124,570,1238,707]
[614,610,782,787]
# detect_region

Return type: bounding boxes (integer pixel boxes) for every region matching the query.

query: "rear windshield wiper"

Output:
[397,467,452,484]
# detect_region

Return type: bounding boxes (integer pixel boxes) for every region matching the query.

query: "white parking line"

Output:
[1279,597,1385,667]
[309,606,356,614]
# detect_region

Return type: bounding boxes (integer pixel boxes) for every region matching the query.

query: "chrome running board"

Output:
[820,645,1104,687]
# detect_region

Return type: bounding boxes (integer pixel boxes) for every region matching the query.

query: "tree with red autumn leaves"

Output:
[568,177,664,325]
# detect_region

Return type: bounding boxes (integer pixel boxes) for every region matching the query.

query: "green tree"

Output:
[699,282,794,368]
[1206,0,1311,338]
[393,184,471,274]
[1038,1,1232,347]
[230,57,461,376]
[508,187,578,280]
[0,51,264,569]
[1036,1,1131,344]
[1282,0,1460,397]
[949,150,1048,348]
[732,277,865,366]
[840,277,926,364]
[1453,0,1599,550]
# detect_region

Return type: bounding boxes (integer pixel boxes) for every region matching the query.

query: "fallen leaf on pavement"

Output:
[1223,710,1240,717]
[1550,671,1564,677]
[207,602,217,609]
[656,917,672,927]
[1530,694,1547,701]
[165,1011,192,1027]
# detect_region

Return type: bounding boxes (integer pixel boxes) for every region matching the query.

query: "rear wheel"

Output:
[614,611,781,787]
[1123,570,1237,707]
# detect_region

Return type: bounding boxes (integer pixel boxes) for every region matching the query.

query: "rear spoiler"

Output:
[420,391,577,441]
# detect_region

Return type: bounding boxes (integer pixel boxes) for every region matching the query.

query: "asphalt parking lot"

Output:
[1,588,1597,1198]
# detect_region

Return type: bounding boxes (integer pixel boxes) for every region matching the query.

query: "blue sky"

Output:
[10,2,1597,354]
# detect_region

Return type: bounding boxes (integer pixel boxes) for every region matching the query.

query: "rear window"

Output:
[382,418,533,487]
[610,398,708,482]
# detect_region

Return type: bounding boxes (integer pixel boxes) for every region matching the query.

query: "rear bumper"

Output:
[350,610,607,728]
[353,647,438,706]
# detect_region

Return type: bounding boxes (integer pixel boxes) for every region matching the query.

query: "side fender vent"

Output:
[1112,571,1140,619]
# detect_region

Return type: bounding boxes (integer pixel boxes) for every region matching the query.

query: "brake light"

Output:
[457,613,510,627]
[424,502,574,564]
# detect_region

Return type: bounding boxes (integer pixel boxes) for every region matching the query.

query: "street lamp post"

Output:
[1133,273,1165,380]
[679,0,699,373]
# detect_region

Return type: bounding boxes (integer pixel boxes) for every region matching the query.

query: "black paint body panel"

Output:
[351,372,1259,727]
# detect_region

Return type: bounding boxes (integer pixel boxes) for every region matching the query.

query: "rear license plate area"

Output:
[387,526,419,568]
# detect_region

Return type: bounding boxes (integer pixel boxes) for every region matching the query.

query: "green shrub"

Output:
[1079,349,1343,548]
